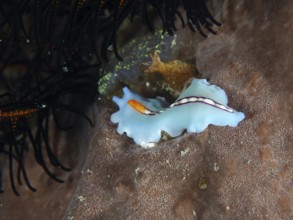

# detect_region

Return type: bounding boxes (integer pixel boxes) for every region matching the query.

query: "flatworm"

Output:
[111,79,245,148]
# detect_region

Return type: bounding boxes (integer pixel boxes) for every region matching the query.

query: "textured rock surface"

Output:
[1,0,293,219]
[65,0,293,219]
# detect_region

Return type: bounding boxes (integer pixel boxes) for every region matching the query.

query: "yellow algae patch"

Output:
[144,51,201,92]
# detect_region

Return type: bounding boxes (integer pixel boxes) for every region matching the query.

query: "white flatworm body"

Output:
[111,78,245,148]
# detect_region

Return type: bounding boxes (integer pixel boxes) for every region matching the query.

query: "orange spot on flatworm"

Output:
[128,99,148,114]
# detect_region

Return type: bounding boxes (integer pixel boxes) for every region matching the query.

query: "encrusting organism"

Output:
[144,51,201,98]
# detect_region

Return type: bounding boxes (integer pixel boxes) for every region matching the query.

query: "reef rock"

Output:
[65,0,293,219]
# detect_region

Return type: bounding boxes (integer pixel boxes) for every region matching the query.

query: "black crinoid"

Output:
[0,0,220,195]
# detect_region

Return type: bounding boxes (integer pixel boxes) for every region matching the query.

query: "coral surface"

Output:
[65,1,293,219]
